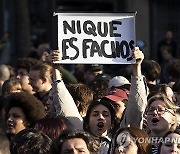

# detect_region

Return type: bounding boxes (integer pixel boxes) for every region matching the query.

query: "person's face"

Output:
[160,133,180,154]
[17,68,33,92]
[165,31,173,41]
[89,104,111,137]
[29,70,43,92]
[111,100,126,120]
[61,138,90,154]
[114,131,138,154]
[6,107,28,135]
[161,49,171,60]
[146,100,175,135]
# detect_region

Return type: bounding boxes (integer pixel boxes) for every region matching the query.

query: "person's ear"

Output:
[41,77,47,84]
[170,115,177,129]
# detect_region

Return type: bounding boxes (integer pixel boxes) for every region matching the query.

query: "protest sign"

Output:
[54,13,136,64]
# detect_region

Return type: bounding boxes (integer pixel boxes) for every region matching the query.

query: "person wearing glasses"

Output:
[146,93,179,154]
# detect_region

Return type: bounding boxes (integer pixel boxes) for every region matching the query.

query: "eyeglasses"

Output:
[146,106,175,116]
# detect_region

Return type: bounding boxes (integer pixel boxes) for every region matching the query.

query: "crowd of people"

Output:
[0,31,180,154]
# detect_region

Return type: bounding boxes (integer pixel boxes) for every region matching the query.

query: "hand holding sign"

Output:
[132,47,144,76]
[49,50,62,63]
[132,47,144,65]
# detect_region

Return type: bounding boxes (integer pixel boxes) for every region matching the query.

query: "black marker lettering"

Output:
[62,39,70,60]
[97,22,108,37]
[83,20,97,36]
[69,37,79,60]
[109,21,122,37]
[101,40,112,58]
[90,41,101,57]
[82,39,93,58]
[63,20,76,34]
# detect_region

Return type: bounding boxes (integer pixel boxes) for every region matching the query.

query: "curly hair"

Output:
[4,92,46,127]
[51,130,99,154]
[10,128,52,154]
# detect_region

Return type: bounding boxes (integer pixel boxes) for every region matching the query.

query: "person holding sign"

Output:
[48,47,147,153]
[83,47,147,153]
[46,51,83,129]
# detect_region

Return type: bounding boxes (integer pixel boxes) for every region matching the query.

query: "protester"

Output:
[51,129,100,154]
[159,45,175,83]
[104,88,128,124]
[10,128,52,154]
[89,77,109,101]
[1,78,22,97]
[108,76,131,91]
[29,62,53,105]
[157,30,177,63]
[16,57,38,94]
[141,60,161,92]
[158,129,180,154]
[46,50,83,129]
[109,127,150,154]
[34,116,67,141]
[83,47,148,153]
[67,83,93,117]
[149,84,176,103]
[84,64,104,85]
[4,92,46,140]
[145,93,178,153]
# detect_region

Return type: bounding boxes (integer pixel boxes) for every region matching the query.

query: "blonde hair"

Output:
[147,93,179,130]
[30,62,53,83]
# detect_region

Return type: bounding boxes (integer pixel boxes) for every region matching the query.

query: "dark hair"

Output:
[34,116,67,141]
[83,98,116,136]
[4,92,46,127]
[51,129,99,154]
[148,84,171,100]
[89,79,109,101]
[141,60,161,82]
[67,83,93,116]
[16,57,38,72]
[109,127,150,154]
[10,128,52,154]
[1,78,22,96]
[172,80,180,92]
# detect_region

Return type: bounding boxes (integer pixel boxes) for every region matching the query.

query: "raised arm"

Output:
[120,47,148,129]
[50,50,83,130]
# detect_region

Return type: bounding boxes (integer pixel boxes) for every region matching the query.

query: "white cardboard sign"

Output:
[54,13,136,64]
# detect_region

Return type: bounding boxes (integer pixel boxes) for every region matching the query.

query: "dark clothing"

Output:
[34,91,50,105]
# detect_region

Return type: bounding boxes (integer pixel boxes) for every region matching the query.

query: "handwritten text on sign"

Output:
[55,13,136,64]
